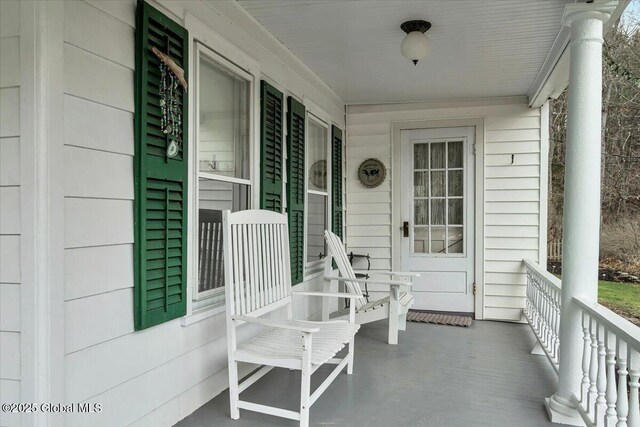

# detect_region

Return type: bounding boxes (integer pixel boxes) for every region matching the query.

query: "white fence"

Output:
[548,239,562,261]
[523,260,640,427]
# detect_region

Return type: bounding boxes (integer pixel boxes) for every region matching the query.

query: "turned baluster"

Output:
[617,341,629,427]
[627,348,639,427]
[589,318,599,417]
[596,324,607,425]
[606,332,618,427]
[582,313,593,405]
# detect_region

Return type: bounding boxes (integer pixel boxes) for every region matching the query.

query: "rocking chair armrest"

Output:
[353,270,420,278]
[324,276,412,287]
[232,315,320,333]
[291,291,362,299]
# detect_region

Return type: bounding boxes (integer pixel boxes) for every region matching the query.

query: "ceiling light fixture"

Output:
[400,20,431,66]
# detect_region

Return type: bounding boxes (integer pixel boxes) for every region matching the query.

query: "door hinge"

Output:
[473,283,476,295]
[472,143,477,155]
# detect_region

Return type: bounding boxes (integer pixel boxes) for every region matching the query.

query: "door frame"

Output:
[391,118,485,319]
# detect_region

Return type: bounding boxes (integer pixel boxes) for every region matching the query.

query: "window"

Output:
[195,46,252,300]
[306,117,328,264]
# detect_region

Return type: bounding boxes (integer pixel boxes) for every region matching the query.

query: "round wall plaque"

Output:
[358,158,386,188]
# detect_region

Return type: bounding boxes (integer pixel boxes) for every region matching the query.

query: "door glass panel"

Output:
[431,171,445,197]
[414,172,429,197]
[448,227,464,254]
[430,227,446,253]
[430,199,445,225]
[448,170,463,197]
[414,200,429,225]
[414,228,429,253]
[448,199,463,225]
[412,138,465,254]
[414,143,429,169]
[430,143,445,169]
[447,141,463,168]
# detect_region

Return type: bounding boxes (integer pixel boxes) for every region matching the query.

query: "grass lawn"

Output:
[598,280,640,325]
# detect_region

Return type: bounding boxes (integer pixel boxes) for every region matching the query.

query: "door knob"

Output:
[402,221,409,237]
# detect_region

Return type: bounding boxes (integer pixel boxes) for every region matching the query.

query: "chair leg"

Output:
[347,337,355,375]
[228,360,240,420]
[399,313,407,331]
[388,287,400,345]
[300,334,312,427]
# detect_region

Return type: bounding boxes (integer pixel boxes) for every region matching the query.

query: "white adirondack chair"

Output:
[322,230,419,344]
[223,209,361,427]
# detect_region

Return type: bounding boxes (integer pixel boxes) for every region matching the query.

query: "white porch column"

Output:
[545,2,616,425]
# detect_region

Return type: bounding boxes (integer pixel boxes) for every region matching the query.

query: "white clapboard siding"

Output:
[65,244,134,301]
[0,331,20,380]
[0,37,19,87]
[0,138,20,186]
[346,101,542,320]
[0,87,19,137]
[0,186,20,234]
[1,7,22,414]
[0,379,20,426]
[0,284,21,332]
[64,95,134,155]
[57,0,346,426]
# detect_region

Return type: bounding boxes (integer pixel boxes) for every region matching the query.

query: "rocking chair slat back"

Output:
[324,230,367,309]
[224,210,291,316]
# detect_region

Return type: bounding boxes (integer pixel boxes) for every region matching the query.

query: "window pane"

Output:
[414,143,429,169]
[414,172,428,197]
[431,199,445,225]
[198,179,249,293]
[448,227,464,254]
[307,193,327,262]
[448,199,463,225]
[414,228,428,253]
[431,227,446,253]
[430,143,446,169]
[448,170,463,197]
[448,141,463,168]
[307,120,327,191]
[431,171,445,197]
[414,200,429,225]
[198,55,250,179]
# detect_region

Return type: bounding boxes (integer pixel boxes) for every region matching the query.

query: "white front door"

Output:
[400,127,475,313]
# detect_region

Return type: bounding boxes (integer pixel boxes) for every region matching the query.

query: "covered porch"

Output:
[177,319,558,427]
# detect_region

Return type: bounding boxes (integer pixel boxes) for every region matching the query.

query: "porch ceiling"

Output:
[237,0,575,105]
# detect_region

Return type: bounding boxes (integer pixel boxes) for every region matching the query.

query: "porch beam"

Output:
[545,2,617,426]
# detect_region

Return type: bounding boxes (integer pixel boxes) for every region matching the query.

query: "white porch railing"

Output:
[523,259,562,373]
[524,259,640,427]
[573,297,640,427]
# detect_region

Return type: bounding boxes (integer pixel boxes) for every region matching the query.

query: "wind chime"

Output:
[153,46,188,159]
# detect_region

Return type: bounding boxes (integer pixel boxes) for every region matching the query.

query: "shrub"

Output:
[600,215,640,264]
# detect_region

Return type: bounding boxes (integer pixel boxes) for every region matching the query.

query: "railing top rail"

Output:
[574,295,640,353]
[523,259,562,291]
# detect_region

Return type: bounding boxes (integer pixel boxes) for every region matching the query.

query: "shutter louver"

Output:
[331,126,343,240]
[260,81,284,212]
[134,1,189,330]
[287,97,306,285]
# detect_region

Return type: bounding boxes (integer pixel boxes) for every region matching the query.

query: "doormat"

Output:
[407,310,473,327]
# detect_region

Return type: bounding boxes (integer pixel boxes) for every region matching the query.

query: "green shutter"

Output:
[331,125,343,240]
[134,1,189,330]
[260,81,284,212]
[287,97,306,285]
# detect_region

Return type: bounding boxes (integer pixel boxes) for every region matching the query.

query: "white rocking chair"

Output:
[223,209,361,427]
[322,230,418,344]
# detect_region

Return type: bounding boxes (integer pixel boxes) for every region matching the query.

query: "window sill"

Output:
[181,302,226,327]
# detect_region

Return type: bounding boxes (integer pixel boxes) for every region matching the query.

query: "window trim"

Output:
[190,41,258,304]
[304,114,331,274]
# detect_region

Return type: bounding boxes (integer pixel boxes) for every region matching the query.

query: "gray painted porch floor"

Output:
[176,320,559,427]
